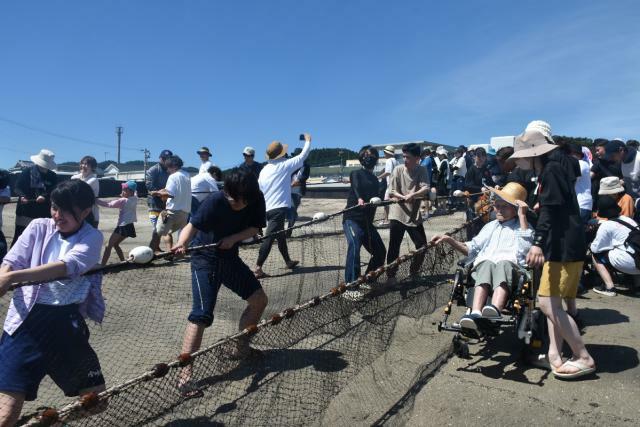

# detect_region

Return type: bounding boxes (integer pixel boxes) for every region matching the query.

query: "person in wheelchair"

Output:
[431,182,533,330]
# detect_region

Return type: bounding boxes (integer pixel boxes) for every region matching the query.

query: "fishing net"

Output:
[2,202,478,426]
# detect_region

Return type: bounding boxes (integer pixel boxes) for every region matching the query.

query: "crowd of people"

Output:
[0,122,639,421]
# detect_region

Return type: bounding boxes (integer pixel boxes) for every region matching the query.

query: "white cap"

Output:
[243,146,256,156]
[436,146,448,155]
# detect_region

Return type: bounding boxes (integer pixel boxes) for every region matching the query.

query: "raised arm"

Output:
[283,134,312,172]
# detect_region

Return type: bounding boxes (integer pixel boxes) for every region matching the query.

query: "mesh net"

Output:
[3,205,477,426]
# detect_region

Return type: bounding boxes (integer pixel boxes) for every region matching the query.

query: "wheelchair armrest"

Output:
[457,256,476,269]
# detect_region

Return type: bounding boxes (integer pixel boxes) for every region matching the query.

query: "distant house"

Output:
[102,163,147,181]
[102,162,199,181]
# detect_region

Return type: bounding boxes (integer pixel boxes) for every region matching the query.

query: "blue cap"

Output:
[122,180,137,192]
[160,149,173,159]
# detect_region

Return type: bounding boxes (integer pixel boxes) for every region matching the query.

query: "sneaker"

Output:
[593,285,616,297]
[459,313,481,330]
[342,290,365,301]
[481,304,502,319]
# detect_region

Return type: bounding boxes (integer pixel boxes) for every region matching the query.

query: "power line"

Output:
[0,116,141,151]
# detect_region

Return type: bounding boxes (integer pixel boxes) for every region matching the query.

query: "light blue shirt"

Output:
[465,218,533,267]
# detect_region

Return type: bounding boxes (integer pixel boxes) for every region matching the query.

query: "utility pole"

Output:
[142,148,150,178]
[116,126,124,166]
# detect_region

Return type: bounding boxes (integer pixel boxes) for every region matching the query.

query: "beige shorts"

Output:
[155,210,189,236]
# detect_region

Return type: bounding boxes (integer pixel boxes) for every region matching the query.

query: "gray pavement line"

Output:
[371,342,455,426]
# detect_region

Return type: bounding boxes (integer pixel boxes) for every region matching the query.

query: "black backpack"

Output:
[612,218,640,269]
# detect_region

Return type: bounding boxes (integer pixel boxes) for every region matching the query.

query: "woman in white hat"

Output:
[511,130,596,379]
[12,149,58,245]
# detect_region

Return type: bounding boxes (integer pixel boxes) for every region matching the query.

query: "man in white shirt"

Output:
[591,196,640,297]
[190,166,219,215]
[197,147,214,175]
[431,182,533,330]
[151,156,192,246]
[254,134,312,278]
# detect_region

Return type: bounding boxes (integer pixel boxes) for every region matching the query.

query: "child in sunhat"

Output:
[430,182,533,330]
[96,180,138,265]
[510,129,596,379]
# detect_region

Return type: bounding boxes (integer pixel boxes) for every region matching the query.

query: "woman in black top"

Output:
[13,151,57,246]
[342,146,387,299]
[512,130,595,379]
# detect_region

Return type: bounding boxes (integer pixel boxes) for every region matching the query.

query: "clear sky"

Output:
[1,0,639,170]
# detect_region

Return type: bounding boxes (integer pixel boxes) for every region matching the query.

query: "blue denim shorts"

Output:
[189,254,262,327]
[0,304,104,401]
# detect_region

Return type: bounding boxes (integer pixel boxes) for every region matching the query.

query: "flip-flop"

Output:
[553,360,596,380]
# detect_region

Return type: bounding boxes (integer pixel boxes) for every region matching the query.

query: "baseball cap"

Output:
[121,180,137,192]
[605,140,625,154]
[159,149,173,159]
[243,146,256,156]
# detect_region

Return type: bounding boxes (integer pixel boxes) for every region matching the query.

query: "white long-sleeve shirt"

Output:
[258,140,311,212]
[465,218,534,267]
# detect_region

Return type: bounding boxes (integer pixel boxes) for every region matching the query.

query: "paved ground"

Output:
[337,287,640,426]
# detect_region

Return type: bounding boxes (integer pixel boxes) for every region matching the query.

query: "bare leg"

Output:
[236,289,268,354]
[592,254,615,289]
[164,234,174,251]
[471,284,489,313]
[110,234,127,262]
[539,296,595,373]
[564,298,578,317]
[0,391,24,427]
[491,285,510,311]
[178,322,205,387]
[102,233,126,265]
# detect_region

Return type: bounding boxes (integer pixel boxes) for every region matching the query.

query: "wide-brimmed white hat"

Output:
[30,149,56,170]
[599,177,625,195]
[436,146,448,156]
[525,120,553,142]
[383,145,395,155]
[509,130,558,159]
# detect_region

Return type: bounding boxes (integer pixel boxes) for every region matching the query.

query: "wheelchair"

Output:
[438,257,545,359]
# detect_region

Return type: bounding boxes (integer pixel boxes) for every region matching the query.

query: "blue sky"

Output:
[1,0,639,170]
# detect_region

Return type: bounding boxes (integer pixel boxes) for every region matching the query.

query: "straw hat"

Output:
[266,141,288,160]
[599,177,625,195]
[488,182,527,207]
[383,145,395,155]
[30,149,56,170]
[509,130,558,159]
